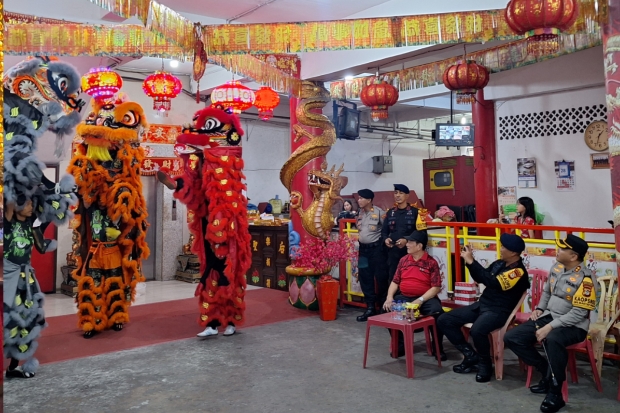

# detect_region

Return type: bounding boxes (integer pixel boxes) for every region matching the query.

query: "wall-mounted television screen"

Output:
[337,106,360,140]
[434,123,474,147]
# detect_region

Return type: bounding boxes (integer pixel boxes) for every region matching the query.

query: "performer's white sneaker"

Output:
[197,327,218,337]
[223,325,236,336]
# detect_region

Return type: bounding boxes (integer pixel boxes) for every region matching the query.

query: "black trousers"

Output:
[394,296,445,350]
[387,246,408,283]
[503,315,587,383]
[436,302,508,358]
[358,242,388,307]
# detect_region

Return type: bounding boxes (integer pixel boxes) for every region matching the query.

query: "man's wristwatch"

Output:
[418,297,424,303]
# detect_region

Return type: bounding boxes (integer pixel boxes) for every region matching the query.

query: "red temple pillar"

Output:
[472,89,498,233]
[289,96,325,243]
[603,2,620,276]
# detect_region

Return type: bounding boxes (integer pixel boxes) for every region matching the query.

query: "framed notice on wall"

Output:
[517,157,537,188]
[555,160,576,191]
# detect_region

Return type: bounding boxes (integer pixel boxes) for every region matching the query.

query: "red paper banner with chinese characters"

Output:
[141,124,182,144]
[141,157,184,176]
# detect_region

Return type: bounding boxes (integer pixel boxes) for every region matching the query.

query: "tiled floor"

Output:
[44,280,262,317]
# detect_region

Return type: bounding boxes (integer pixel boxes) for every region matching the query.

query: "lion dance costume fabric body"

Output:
[167,107,251,329]
[67,93,150,337]
[3,57,82,375]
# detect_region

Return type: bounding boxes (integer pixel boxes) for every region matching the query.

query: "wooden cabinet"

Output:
[247,224,290,290]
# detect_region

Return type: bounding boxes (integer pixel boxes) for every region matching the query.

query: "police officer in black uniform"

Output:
[381,184,422,283]
[437,233,530,383]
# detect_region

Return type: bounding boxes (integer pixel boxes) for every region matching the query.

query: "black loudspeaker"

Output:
[431,130,436,141]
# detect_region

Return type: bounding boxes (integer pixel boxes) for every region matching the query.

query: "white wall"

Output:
[326,137,453,202]
[495,86,612,231]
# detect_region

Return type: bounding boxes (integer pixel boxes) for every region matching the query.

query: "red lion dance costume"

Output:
[67,94,150,338]
[158,107,251,337]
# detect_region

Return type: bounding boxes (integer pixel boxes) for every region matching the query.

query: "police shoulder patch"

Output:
[496,268,525,291]
[572,276,597,310]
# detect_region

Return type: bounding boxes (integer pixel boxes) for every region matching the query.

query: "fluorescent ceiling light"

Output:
[170,60,179,68]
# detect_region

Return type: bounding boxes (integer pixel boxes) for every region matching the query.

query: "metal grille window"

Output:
[498,104,607,140]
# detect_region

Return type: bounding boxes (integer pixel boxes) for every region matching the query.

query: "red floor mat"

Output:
[32,288,312,365]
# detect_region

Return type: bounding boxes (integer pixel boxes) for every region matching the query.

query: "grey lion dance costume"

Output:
[3,56,82,378]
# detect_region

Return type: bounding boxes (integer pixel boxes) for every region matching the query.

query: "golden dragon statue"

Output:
[279,81,347,239]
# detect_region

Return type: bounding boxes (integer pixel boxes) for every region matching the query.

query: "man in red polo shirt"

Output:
[383,231,445,360]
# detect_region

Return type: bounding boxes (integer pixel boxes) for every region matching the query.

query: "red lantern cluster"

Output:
[211,80,255,114]
[442,61,490,105]
[254,86,280,121]
[505,0,579,56]
[360,80,399,122]
[142,71,182,112]
[81,67,123,101]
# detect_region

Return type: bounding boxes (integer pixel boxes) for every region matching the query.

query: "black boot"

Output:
[453,344,479,374]
[530,364,551,394]
[475,356,493,382]
[356,305,376,322]
[540,384,565,413]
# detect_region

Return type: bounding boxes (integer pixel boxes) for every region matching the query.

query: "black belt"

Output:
[359,240,383,249]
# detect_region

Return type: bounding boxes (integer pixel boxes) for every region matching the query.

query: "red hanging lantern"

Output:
[211,80,255,114]
[253,86,280,121]
[142,71,183,113]
[81,67,123,101]
[442,61,490,105]
[505,0,579,56]
[359,80,399,122]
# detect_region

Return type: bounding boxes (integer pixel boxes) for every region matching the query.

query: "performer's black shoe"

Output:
[112,323,124,331]
[453,344,479,374]
[83,330,96,339]
[530,377,551,394]
[6,367,35,379]
[540,391,565,413]
[356,307,376,322]
[475,357,493,382]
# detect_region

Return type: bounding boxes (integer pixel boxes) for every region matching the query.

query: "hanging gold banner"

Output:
[147,1,194,52]
[203,5,604,55]
[208,54,301,96]
[329,32,602,99]
[87,0,151,25]
[4,23,189,60]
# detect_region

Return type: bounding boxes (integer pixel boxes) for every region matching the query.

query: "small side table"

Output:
[363,312,442,379]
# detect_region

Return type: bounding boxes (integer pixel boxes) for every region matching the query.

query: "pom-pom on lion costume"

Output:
[67,92,150,338]
[157,106,251,337]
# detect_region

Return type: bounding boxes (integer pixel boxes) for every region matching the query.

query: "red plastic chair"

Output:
[515,269,549,325]
[462,291,527,380]
[525,339,603,401]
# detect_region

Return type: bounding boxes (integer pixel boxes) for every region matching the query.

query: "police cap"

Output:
[357,189,374,200]
[393,184,410,194]
[556,234,589,258]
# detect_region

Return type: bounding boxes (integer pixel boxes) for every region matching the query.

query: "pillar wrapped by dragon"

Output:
[157,106,251,333]
[280,81,348,240]
[67,92,150,338]
[3,56,82,375]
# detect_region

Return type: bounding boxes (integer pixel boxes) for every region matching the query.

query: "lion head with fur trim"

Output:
[174,107,244,155]
[76,93,147,162]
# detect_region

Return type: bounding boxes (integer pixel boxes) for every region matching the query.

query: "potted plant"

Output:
[286,235,356,320]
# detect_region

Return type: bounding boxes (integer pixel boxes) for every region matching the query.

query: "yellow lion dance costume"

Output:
[67,93,149,338]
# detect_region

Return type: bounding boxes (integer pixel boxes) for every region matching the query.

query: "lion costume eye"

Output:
[120,111,139,127]
[202,118,221,131]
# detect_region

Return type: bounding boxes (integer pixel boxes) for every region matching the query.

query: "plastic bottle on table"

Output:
[391,301,397,319]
